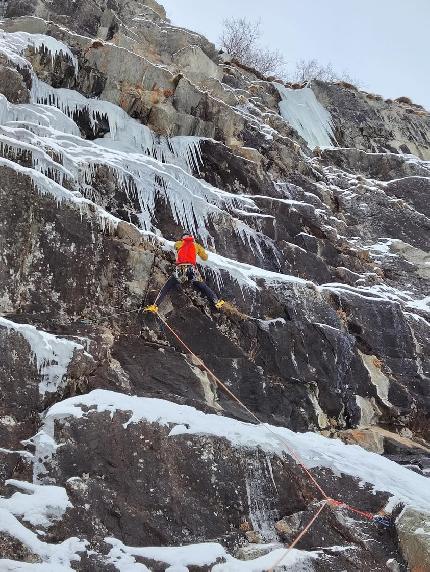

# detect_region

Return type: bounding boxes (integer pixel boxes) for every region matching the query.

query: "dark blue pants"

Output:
[155,266,219,307]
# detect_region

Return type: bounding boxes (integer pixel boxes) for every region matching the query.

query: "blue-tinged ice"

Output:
[275,83,336,149]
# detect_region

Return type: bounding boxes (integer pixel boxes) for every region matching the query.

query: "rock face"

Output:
[313,81,430,160]
[0,1,429,570]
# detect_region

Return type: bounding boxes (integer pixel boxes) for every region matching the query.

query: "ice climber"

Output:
[144,232,225,314]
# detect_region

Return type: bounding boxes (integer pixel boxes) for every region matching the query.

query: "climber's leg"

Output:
[156,274,180,305]
[144,274,179,313]
[191,275,224,308]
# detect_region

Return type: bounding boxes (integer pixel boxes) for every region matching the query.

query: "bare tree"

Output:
[290,58,360,86]
[219,18,286,78]
[220,18,260,63]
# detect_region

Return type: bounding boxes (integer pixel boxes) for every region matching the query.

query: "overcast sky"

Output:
[162,0,429,110]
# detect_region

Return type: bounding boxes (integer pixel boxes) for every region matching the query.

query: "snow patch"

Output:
[406,296,430,313]
[368,238,398,259]
[0,30,78,72]
[0,508,86,570]
[0,480,72,527]
[105,537,317,572]
[0,481,84,570]
[200,248,311,292]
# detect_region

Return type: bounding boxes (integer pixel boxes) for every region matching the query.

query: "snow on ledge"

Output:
[0,480,85,570]
[105,537,318,571]
[0,480,72,527]
[200,248,312,291]
[39,389,430,513]
[0,317,86,395]
[0,29,78,73]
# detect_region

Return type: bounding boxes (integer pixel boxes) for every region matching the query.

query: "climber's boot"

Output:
[214,301,248,320]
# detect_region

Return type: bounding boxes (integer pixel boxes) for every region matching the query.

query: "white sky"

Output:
[161,0,430,109]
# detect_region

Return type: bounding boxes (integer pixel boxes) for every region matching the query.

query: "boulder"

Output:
[0,65,30,103]
[396,508,430,571]
[173,45,223,82]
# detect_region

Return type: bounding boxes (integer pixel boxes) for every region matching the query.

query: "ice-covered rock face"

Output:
[0,0,429,570]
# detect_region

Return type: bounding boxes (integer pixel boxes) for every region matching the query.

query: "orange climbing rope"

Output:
[267,500,328,572]
[157,314,329,498]
[156,313,379,569]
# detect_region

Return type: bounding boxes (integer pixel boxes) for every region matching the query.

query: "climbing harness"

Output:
[152,312,391,570]
[175,264,200,283]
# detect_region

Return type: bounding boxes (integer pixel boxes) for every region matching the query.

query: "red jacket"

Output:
[175,237,208,265]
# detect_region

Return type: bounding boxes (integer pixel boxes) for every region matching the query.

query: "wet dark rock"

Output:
[44,410,407,570]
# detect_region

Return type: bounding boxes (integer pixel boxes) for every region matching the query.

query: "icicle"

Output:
[0,156,120,234]
[31,79,206,174]
[0,317,84,396]
[0,30,78,74]
[0,30,270,254]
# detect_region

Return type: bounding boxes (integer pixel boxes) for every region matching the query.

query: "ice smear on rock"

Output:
[245,456,280,541]
[0,317,85,395]
[275,83,336,149]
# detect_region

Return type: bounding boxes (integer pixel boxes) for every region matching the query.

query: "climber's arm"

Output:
[196,243,208,261]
